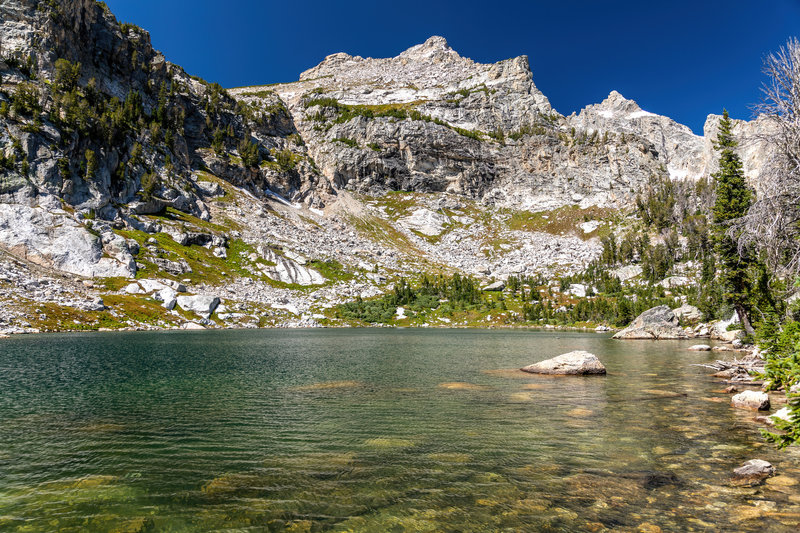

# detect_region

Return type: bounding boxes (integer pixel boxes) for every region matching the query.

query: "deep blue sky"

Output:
[103,0,800,134]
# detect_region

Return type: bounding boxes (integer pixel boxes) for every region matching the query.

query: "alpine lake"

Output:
[1,328,800,532]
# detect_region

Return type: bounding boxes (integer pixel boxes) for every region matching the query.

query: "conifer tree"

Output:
[712,110,755,335]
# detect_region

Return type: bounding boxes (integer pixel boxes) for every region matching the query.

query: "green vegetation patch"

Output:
[337,275,483,324]
[346,213,421,253]
[307,259,353,283]
[507,205,617,240]
[305,97,485,140]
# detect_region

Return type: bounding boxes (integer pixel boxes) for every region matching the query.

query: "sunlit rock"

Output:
[521,350,606,375]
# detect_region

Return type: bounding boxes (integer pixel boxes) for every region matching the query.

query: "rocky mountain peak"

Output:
[397,35,456,61]
[592,90,648,118]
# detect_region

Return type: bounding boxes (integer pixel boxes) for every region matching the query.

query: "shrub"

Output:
[274,149,297,172]
[238,137,261,167]
[332,137,358,148]
[11,82,40,116]
[54,58,80,91]
[140,172,161,200]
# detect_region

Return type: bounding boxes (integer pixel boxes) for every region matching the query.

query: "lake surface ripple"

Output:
[1,329,799,531]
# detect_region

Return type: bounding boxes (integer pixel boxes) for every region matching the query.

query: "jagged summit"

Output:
[298,35,535,93]
[397,35,456,60]
[279,35,552,132]
[582,90,652,119]
[568,90,706,181]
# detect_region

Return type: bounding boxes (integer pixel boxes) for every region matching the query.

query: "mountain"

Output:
[0,1,773,332]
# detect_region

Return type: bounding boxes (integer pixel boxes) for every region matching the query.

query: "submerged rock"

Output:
[613,305,689,340]
[521,350,606,375]
[437,381,490,390]
[731,390,770,411]
[732,459,775,486]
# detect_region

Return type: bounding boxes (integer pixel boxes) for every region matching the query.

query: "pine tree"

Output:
[712,110,755,335]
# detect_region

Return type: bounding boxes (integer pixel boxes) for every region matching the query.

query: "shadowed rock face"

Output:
[613,305,689,340]
[521,350,606,375]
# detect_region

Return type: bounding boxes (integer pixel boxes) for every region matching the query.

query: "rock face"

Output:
[0,203,135,277]
[234,38,775,213]
[0,0,330,277]
[569,90,705,182]
[248,37,697,211]
[521,350,606,375]
[613,306,689,340]
[731,390,770,411]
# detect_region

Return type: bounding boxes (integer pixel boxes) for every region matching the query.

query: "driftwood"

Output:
[693,354,765,383]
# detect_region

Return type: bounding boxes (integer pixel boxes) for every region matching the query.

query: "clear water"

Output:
[1,329,799,532]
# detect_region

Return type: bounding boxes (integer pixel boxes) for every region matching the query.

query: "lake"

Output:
[1,329,799,531]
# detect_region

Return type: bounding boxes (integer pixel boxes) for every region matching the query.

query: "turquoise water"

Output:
[0,329,799,532]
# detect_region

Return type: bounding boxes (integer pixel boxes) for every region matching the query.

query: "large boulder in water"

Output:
[613,305,689,340]
[732,459,775,486]
[731,390,770,411]
[521,351,606,375]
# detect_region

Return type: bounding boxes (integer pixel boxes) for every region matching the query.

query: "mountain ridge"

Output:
[0,1,776,332]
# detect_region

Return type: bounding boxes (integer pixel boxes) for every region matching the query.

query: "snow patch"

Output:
[627,110,656,119]
[598,110,614,118]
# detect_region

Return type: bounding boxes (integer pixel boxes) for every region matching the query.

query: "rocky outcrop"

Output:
[482,280,505,292]
[672,304,703,324]
[258,247,324,286]
[521,350,606,375]
[613,305,689,340]
[0,203,134,277]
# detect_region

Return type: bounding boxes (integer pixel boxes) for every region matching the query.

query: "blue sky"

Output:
[103,0,800,134]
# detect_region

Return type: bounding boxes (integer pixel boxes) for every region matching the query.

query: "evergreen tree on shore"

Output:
[712,110,755,335]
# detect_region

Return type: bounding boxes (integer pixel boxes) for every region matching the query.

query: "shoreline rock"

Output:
[688,344,711,351]
[613,306,689,340]
[521,350,606,375]
[731,390,770,411]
